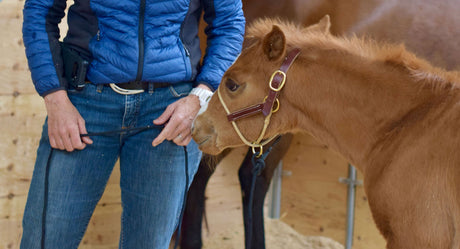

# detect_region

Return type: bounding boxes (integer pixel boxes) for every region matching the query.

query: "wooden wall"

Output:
[1,1,46,248]
[0,0,385,248]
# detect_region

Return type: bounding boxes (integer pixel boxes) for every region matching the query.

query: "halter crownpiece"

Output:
[218,48,301,156]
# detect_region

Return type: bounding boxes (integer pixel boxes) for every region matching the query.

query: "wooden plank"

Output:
[0,0,70,96]
[0,218,23,249]
[0,95,45,176]
[0,0,36,95]
[0,0,24,20]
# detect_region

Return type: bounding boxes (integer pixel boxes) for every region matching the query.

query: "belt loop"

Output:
[96,84,103,93]
[148,82,154,94]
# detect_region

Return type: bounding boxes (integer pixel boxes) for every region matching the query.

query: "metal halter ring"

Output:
[263,96,280,113]
[251,144,264,158]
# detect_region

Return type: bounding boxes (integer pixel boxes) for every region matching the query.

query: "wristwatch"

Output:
[189,87,214,107]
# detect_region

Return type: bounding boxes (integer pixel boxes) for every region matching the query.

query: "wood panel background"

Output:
[0,0,385,248]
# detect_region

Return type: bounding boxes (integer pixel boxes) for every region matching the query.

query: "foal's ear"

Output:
[304,15,331,34]
[262,25,286,61]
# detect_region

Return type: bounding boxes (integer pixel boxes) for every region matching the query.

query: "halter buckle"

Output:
[269,70,287,92]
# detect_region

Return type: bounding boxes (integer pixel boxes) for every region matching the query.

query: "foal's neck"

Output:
[283,46,457,171]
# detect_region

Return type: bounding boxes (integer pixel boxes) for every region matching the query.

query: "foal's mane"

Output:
[246,18,460,89]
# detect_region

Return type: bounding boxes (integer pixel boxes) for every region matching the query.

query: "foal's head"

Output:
[192,16,331,155]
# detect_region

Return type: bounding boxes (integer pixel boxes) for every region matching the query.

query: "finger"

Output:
[61,132,74,152]
[172,133,185,144]
[175,122,193,137]
[68,118,87,150]
[177,135,192,146]
[172,126,192,145]
[171,126,192,145]
[183,136,192,146]
[152,121,180,147]
[49,135,58,149]
[165,118,184,141]
[78,118,93,145]
[153,104,175,125]
[81,135,93,145]
[50,130,66,150]
[48,123,59,149]
[60,123,80,152]
[70,128,85,150]
[54,136,66,151]
[178,127,192,139]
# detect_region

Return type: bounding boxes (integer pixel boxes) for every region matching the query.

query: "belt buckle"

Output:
[109,83,144,95]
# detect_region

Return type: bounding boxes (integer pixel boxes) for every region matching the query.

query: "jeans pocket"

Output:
[168,82,193,98]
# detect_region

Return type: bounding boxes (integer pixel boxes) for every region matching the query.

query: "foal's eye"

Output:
[225,78,240,92]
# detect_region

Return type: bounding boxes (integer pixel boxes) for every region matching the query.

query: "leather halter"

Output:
[217,48,301,156]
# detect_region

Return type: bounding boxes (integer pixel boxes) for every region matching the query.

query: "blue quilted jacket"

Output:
[23,0,245,96]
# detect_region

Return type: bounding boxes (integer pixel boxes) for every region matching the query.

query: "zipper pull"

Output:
[183,45,190,57]
[96,30,101,41]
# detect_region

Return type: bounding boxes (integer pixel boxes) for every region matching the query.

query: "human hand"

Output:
[151,94,201,147]
[44,90,93,151]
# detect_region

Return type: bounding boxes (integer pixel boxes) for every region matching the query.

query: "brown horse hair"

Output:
[246,18,460,92]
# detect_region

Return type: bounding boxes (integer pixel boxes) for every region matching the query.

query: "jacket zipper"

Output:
[181,41,192,79]
[135,0,146,83]
[183,43,190,57]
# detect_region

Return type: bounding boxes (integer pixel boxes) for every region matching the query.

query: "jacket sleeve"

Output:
[23,0,67,96]
[197,0,246,91]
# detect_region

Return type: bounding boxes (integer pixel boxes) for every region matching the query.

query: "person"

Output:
[20,0,245,248]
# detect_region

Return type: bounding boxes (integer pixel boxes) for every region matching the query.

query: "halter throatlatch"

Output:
[217,48,301,157]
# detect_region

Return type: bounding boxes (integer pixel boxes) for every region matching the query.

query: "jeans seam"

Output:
[120,212,125,249]
[120,186,159,200]
[132,94,141,128]
[120,95,129,143]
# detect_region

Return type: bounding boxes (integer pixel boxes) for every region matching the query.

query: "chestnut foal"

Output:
[192,17,460,249]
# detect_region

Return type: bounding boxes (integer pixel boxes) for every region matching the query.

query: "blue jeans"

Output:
[21,83,202,249]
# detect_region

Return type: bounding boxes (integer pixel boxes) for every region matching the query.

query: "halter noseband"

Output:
[217,48,301,156]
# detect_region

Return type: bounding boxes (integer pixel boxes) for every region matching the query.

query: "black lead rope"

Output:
[80,124,165,137]
[245,136,282,249]
[173,146,189,249]
[41,125,189,249]
[41,148,53,249]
